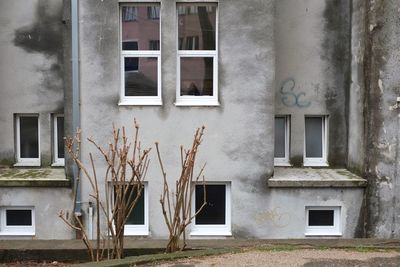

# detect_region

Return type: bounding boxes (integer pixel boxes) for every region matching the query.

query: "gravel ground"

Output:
[154,249,400,267]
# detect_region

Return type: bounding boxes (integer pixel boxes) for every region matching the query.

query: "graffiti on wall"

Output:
[279,78,311,108]
[254,207,290,228]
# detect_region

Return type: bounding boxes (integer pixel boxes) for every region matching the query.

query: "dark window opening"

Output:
[195,184,226,225]
[274,117,286,158]
[308,210,334,226]
[19,116,39,158]
[6,209,32,226]
[114,185,145,225]
[57,116,64,159]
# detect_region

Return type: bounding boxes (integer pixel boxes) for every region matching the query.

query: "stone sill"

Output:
[0,168,71,187]
[268,167,367,188]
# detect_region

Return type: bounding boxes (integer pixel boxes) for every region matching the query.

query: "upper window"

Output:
[14,114,40,167]
[274,116,290,166]
[176,3,218,106]
[0,207,35,236]
[191,183,231,236]
[52,114,64,166]
[304,116,328,167]
[119,4,161,106]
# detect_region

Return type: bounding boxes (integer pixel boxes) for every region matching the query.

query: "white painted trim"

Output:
[53,114,65,166]
[274,115,291,166]
[176,3,218,106]
[119,3,162,106]
[0,207,35,236]
[190,182,231,236]
[123,183,149,236]
[305,206,341,236]
[303,115,329,167]
[14,114,40,167]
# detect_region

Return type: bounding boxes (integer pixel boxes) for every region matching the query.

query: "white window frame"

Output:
[176,3,219,106]
[190,182,231,236]
[52,114,64,167]
[119,3,162,106]
[0,207,35,236]
[303,115,328,167]
[124,182,149,236]
[14,114,40,167]
[305,206,341,236]
[274,115,290,166]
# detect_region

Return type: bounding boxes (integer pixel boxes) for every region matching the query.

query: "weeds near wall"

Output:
[155,126,207,252]
[59,119,151,261]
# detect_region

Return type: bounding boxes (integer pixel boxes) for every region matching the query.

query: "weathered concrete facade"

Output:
[0,0,398,240]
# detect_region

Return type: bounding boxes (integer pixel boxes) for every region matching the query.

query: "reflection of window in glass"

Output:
[120,4,161,105]
[191,183,231,236]
[0,207,35,235]
[274,116,290,166]
[52,114,64,166]
[122,7,137,21]
[177,3,218,106]
[305,206,341,236]
[304,116,328,166]
[15,114,40,167]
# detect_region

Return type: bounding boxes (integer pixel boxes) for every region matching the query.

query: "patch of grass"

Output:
[255,244,296,252]
[349,246,381,253]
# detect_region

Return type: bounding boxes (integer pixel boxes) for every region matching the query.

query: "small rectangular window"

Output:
[0,207,35,236]
[304,116,328,166]
[14,114,40,167]
[305,206,341,236]
[52,114,64,166]
[176,3,218,106]
[274,116,290,166]
[120,4,161,106]
[191,183,231,236]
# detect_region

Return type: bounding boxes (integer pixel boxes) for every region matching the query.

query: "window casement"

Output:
[191,183,231,236]
[0,207,35,236]
[304,116,328,167]
[119,3,161,106]
[305,206,341,236]
[274,115,290,166]
[176,3,219,106]
[52,114,64,167]
[14,114,40,167]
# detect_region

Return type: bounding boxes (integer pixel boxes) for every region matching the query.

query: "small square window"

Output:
[52,114,64,166]
[191,183,231,236]
[176,3,218,106]
[274,116,290,166]
[14,114,40,167]
[0,207,35,236]
[305,206,341,236]
[304,116,328,166]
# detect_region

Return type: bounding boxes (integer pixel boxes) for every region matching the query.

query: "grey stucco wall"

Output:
[275,0,350,167]
[0,0,65,166]
[364,0,400,238]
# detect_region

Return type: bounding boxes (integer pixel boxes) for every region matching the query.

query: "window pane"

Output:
[6,210,32,226]
[305,117,323,158]
[57,117,64,159]
[180,57,213,96]
[126,188,145,225]
[274,117,286,158]
[125,57,158,96]
[178,4,216,50]
[122,5,160,51]
[195,184,225,225]
[19,116,39,158]
[308,210,334,226]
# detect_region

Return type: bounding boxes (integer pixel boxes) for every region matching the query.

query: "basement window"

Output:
[14,114,40,167]
[304,116,328,166]
[274,116,290,166]
[191,183,231,236]
[52,114,64,166]
[0,207,35,236]
[305,206,341,236]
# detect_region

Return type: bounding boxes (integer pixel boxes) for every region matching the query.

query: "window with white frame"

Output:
[274,116,290,166]
[305,206,341,236]
[191,183,231,236]
[304,116,328,166]
[176,3,218,106]
[0,207,35,236]
[120,3,161,106]
[14,114,40,167]
[52,114,64,166]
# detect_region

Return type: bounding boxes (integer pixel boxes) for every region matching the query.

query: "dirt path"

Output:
[154,249,400,267]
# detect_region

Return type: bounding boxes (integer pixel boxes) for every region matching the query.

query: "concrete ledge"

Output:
[0,168,70,187]
[268,168,367,188]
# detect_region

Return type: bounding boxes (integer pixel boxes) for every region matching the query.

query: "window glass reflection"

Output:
[125,57,158,96]
[180,57,213,96]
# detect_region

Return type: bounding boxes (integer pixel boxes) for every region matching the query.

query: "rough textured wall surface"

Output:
[0,0,65,166]
[275,0,350,167]
[364,0,400,238]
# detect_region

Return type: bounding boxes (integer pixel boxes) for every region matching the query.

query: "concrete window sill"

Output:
[0,168,70,187]
[268,167,367,188]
